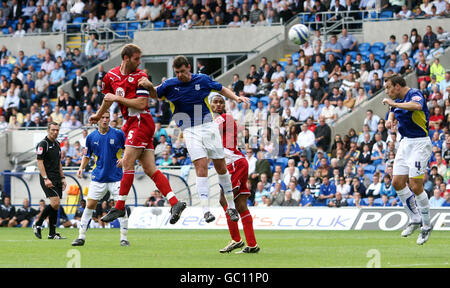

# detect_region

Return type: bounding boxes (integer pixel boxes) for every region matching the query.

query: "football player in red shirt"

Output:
[210,94,259,254]
[89,44,186,224]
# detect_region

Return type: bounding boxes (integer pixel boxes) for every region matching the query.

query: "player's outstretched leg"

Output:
[119,209,130,246]
[72,200,97,246]
[103,147,143,223]
[395,185,422,237]
[140,150,186,224]
[219,203,244,253]
[415,190,432,245]
[33,204,54,239]
[101,172,130,222]
[213,159,239,222]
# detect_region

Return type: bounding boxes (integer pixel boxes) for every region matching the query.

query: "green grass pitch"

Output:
[0,228,449,268]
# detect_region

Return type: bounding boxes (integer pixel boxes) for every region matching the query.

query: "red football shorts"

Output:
[122,114,155,150]
[227,158,250,199]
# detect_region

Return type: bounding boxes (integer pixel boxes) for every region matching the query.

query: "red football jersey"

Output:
[214,113,244,165]
[102,66,150,120]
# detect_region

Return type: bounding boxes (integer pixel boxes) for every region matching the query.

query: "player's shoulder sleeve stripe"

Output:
[108,70,121,80]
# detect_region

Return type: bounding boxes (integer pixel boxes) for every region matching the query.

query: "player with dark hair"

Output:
[138,55,250,223]
[33,122,67,239]
[72,111,130,247]
[210,94,259,254]
[383,74,433,245]
[89,44,186,224]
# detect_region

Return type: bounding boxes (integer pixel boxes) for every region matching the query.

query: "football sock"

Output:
[119,209,128,241]
[240,209,257,247]
[116,170,134,211]
[79,208,94,240]
[223,205,241,242]
[151,170,178,206]
[36,204,52,227]
[196,177,210,215]
[416,191,431,229]
[48,206,58,235]
[218,172,236,209]
[396,186,421,223]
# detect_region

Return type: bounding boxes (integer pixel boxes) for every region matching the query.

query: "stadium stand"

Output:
[0,0,450,229]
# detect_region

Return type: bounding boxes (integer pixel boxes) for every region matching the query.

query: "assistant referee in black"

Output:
[32,122,67,239]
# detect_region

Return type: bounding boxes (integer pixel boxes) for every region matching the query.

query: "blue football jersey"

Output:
[391,88,429,138]
[156,73,223,129]
[85,128,125,183]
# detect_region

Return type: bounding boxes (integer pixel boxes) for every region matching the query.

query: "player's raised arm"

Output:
[382,97,422,111]
[89,98,113,124]
[220,86,250,104]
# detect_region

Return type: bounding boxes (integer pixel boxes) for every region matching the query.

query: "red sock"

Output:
[223,205,241,242]
[151,170,178,206]
[240,209,257,247]
[115,171,134,211]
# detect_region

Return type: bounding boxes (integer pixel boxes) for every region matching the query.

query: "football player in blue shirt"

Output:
[138,55,250,223]
[72,111,129,246]
[383,74,433,245]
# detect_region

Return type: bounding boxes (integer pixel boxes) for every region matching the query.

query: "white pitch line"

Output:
[0,240,35,242]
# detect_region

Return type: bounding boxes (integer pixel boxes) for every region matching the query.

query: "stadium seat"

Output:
[379,10,393,20]
[376,164,385,173]
[260,96,270,106]
[373,198,384,206]
[364,83,371,93]
[358,43,371,52]
[1,28,8,35]
[346,51,358,60]
[249,96,259,106]
[372,42,385,51]
[153,21,165,30]
[4,63,14,71]
[275,157,289,171]
[70,16,84,30]
[363,165,375,174]
[63,60,73,70]
[291,52,300,61]
[0,69,10,78]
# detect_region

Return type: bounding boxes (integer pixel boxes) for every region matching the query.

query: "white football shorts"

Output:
[183,121,224,161]
[87,180,121,201]
[393,137,432,179]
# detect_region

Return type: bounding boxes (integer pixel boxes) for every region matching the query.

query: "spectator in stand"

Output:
[423,25,437,49]
[338,28,358,55]
[441,192,450,207]
[317,175,336,206]
[72,48,88,69]
[253,181,270,206]
[427,41,445,61]
[395,34,413,57]
[397,4,412,19]
[8,198,37,227]
[52,12,66,32]
[71,69,89,104]
[70,0,85,18]
[0,196,15,226]
[430,58,445,83]
[324,35,343,60]
[429,187,445,207]
[299,187,314,207]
